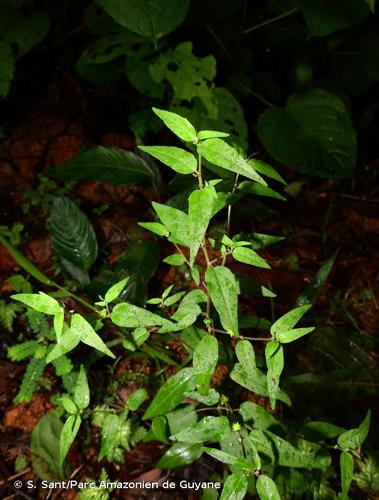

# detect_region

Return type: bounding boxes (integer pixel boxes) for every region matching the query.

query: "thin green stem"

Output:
[230,77,274,107]
[243,8,298,35]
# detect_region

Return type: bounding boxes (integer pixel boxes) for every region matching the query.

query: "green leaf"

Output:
[150,42,217,117]
[200,138,267,184]
[205,266,238,335]
[193,335,218,396]
[98,413,120,461]
[151,416,169,443]
[166,405,198,435]
[12,292,62,315]
[248,159,286,185]
[271,305,312,337]
[188,186,224,265]
[171,416,229,443]
[50,147,154,184]
[139,146,197,174]
[163,253,186,266]
[2,11,50,57]
[220,472,248,500]
[239,402,280,430]
[31,412,64,480]
[104,277,129,304]
[257,90,357,178]
[128,388,148,411]
[236,340,256,371]
[153,108,196,142]
[50,197,98,272]
[156,443,203,468]
[232,247,270,269]
[139,222,169,237]
[238,181,286,201]
[152,202,190,247]
[295,251,338,306]
[94,0,189,39]
[46,328,81,363]
[71,314,115,358]
[276,327,315,344]
[164,291,186,307]
[256,475,280,500]
[59,415,81,464]
[265,341,284,409]
[262,430,331,469]
[338,410,371,450]
[294,0,372,37]
[204,448,251,470]
[0,41,14,97]
[76,30,137,84]
[60,395,78,415]
[198,130,230,140]
[185,388,220,406]
[74,365,90,410]
[111,302,172,328]
[143,368,194,420]
[54,311,64,342]
[340,451,354,500]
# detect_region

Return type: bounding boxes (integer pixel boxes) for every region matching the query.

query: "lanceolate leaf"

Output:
[50,147,154,184]
[276,327,315,343]
[265,341,284,409]
[296,251,338,307]
[232,247,270,269]
[256,475,280,500]
[220,472,248,500]
[340,451,354,500]
[104,277,129,304]
[152,202,190,247]
[156,443,203,468]
[73,365,90,410]
[111,302,172,328]
[193,335,218,395]
[153,107,196,141]
[200,138,267,184]
[50,197,98,271]
[70,314,115,358]
[271,305,312,337]
[143,368,194,420]
[12,292,62,315]
[59,415,81,464]
[188,186,222,265]
[205,266,238,335]
[46,328,81,363]
[337,410,371,450]
[138,146,197,174]
[170,416,229,443]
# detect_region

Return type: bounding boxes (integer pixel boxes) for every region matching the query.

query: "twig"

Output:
[244,8,298,34]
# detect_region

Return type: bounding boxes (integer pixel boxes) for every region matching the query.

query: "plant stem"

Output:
[243,8,298,34]
[173,243,191,268]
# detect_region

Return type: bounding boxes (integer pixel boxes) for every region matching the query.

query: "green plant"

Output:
[9,108,372,498]
[0,0,50,97]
